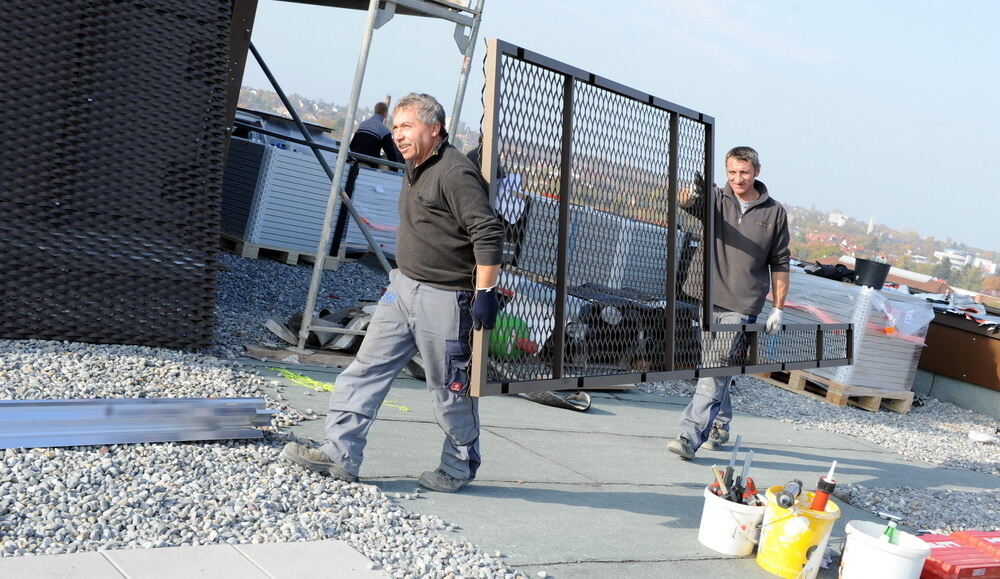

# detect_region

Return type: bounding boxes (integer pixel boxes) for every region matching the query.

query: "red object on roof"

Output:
[920,532,1000,578]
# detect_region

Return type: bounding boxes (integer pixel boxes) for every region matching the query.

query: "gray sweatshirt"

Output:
[395,142,504,291]
[684,180,790,315]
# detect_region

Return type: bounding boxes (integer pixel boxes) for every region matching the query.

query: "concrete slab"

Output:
[103,544,268,579]
[235,540,385,578]
[0,551,124,578]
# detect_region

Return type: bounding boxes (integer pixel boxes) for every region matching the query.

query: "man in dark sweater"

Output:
[282,93,505,492]
[668,146,790,460]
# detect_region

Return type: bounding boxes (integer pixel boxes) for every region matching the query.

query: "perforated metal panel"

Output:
[474,39,851,396]
[0,1,230,349]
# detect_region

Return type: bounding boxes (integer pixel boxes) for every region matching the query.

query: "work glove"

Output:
[765,308,783,335]
[471,288,499,330]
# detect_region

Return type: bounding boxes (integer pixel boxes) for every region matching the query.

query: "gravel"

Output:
[0,255,522,577]
[211,252,388,359]
[1,251,997,570]
[639,375,1000,533]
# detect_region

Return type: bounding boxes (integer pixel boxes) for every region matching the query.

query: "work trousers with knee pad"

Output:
[320,269,480,480]
[677,308,757,450]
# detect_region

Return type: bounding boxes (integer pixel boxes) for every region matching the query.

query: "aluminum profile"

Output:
[0,398,277,450]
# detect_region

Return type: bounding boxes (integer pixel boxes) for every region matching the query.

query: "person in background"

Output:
[668,146,790,460]
[332,101,404,255]
[282,93,505,492]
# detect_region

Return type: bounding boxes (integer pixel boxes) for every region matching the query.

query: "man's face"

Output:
[726,157,760,197]
[392,106,440,166]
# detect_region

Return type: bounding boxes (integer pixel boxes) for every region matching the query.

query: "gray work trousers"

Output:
[677,308,757,450]
[320,269,480,480]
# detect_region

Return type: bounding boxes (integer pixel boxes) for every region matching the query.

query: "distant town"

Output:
[238,86,999,298]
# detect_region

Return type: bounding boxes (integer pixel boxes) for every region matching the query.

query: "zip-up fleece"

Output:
[684,180,790,315]
[395,141,504,291]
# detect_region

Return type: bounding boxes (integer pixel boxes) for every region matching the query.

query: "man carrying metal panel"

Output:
[668,146,790,460]
[282,93,504,492]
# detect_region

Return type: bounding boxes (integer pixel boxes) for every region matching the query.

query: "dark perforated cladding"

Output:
[0,2,229,349]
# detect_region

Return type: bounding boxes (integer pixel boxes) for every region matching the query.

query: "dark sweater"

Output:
[684,180,790,315]
[396,142,504,291]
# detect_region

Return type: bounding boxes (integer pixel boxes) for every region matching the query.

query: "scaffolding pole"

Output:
[295,0,485,352]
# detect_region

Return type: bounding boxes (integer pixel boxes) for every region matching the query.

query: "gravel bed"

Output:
[639,376,1000,533]
[0,255,521,576]
[211,252,388,359]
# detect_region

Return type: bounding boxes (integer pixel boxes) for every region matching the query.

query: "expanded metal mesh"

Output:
[481,41,849,391]
[0,2,229,349]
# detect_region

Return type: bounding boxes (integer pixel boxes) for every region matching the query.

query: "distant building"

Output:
[933,248,974,267]
[973,256,998,275]
[827,212,848,227]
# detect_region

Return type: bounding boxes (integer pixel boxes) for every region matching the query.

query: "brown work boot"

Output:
[418,469,470,493]
[703,424,730,451]
[667,437,695,460]
[280,442,358,482]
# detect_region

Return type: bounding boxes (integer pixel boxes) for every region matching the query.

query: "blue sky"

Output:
[244,0,998,253]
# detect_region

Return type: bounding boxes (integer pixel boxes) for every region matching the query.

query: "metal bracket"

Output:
[375,1,396,29]
[453,21,470,52]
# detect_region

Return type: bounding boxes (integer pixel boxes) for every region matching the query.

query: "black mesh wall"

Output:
[0,1,230,349]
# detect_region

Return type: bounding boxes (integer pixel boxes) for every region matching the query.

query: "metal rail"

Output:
[0,398,276,449]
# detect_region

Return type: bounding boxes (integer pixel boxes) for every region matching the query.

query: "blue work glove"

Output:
[471,288,500,330]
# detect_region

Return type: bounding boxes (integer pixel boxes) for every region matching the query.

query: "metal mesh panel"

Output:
[479,40,850,394]
[0,2,229,349]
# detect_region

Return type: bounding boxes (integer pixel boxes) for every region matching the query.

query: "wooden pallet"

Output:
[753,370,914,413]
[219,234,346,270]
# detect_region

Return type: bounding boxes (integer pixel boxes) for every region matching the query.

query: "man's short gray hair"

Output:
[726,146,760,170]
[394,93,448,138]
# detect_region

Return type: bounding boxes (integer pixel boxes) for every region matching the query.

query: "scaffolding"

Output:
[246,0,485,350]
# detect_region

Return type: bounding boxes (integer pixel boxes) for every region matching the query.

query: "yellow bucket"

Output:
[756,486,841,579]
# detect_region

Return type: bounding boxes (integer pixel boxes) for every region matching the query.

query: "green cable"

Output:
[270,367,411,412]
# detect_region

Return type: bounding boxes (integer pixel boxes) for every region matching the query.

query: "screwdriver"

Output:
[723,434,742,495]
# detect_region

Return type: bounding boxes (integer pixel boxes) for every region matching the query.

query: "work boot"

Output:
[667,437,695,460]
[418,469,470,493]
[280,442,358,482]
[703,424,730,451]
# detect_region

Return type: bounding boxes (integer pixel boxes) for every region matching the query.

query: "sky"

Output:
[243,0,999,253]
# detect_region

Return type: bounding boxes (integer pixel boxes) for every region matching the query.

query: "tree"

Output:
[983,276,1000,294]
[931,257,953,281]
[954,266,984,291]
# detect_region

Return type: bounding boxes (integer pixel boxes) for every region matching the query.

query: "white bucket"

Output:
[697,486,766,556]
[840,520,932,579]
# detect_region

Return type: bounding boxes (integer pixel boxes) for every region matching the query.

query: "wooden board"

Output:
[220,233,346,270]
[754,370,914,413]
[244,344,356,368]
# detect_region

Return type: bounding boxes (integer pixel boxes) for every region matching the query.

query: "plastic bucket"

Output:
[697,486,766,556]
[840,520,931,579]
[854,258,891,289]
[756,486,841,579]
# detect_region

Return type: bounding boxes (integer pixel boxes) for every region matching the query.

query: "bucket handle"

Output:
[726,506,764,543]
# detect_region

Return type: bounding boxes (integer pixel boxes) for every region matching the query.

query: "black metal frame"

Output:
[473,39,852,396]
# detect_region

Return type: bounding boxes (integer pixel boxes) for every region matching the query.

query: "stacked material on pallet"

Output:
[221,138,403,257]
[762,268,935,391]
[517,191,691,297]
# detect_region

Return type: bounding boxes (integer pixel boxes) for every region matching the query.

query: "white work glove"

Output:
[765,308,783,335]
